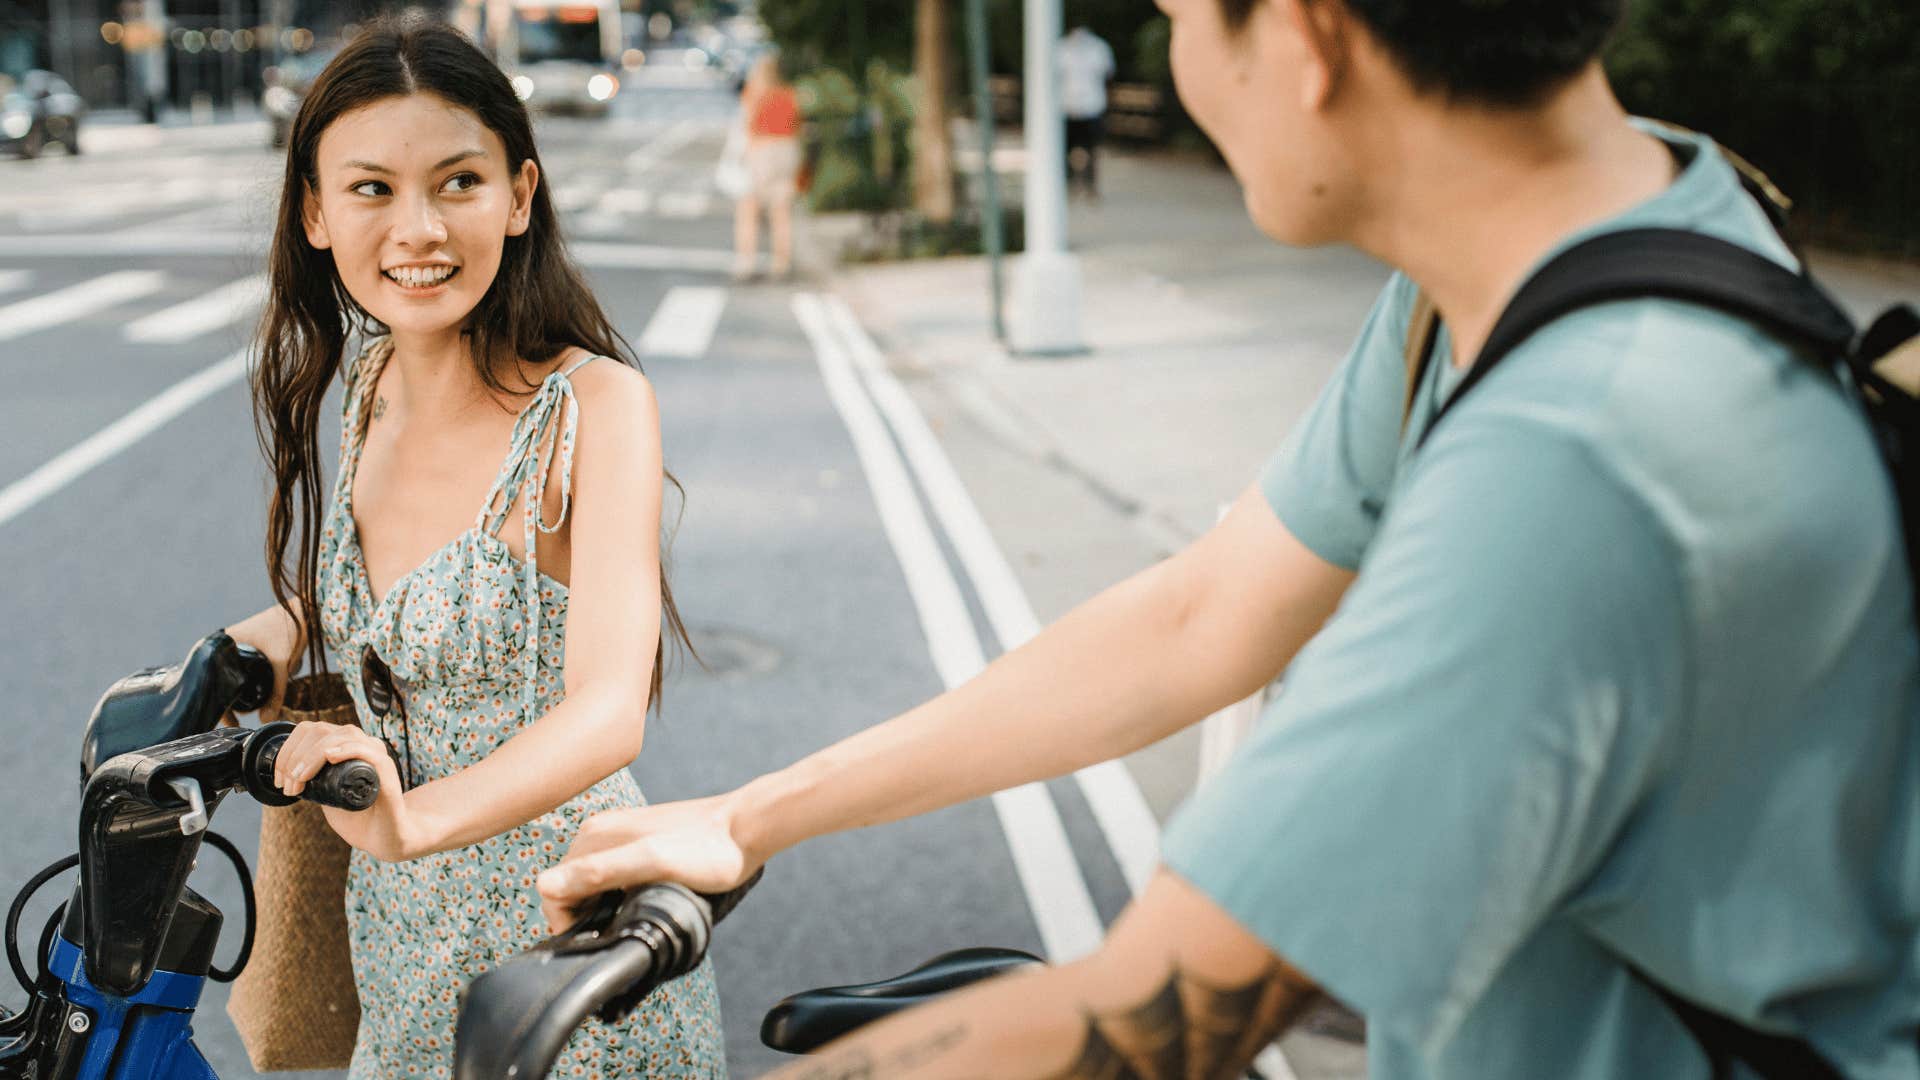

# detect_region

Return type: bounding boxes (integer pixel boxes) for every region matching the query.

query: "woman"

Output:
[221,17,724,1078]
[732,54,802,282]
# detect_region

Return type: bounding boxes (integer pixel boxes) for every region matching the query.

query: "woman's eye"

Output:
[350,180,391,197]
[443,172,481,193]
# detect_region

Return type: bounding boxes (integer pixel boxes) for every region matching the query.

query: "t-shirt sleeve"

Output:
[1259,273,1419,570]
[1163,415,1688,1058]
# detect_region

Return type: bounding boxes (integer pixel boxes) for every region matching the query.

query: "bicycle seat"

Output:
[760,946,1044,1053]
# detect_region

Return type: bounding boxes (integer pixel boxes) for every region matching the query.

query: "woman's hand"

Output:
[274,719,430,863]
[536,794,758,932]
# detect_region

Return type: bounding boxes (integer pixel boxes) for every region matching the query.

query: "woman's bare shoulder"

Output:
[563,352,660,434]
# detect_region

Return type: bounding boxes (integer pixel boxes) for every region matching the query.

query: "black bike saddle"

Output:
[760,946,1044,1054]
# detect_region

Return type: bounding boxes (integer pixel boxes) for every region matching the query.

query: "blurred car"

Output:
[263,48,338,148]
[0,70,86,158]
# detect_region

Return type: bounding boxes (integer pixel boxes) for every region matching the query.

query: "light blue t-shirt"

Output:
[1161,126,1920,1078]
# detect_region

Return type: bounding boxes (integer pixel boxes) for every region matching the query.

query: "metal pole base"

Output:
[1009,250,1087,356]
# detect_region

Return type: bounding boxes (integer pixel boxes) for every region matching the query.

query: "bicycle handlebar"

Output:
[452,870,763,1080]
[79,723,378,996]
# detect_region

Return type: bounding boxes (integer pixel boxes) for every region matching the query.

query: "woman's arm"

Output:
[539,485,1352,913]
[280,364,670,861]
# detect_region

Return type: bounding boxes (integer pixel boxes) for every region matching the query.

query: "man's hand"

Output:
[536,794,758,931]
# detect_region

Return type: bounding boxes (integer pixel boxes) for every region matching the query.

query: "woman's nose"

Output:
[393,192,448,248]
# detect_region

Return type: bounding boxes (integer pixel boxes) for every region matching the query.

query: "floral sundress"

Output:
[314,337,726,1079]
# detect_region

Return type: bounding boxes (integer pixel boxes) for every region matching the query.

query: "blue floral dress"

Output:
[315,337,726,1079]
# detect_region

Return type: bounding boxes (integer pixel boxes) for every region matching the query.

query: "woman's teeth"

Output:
[385,266,457,288]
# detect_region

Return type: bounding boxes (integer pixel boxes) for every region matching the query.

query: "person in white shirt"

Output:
[1057,22,1116,198]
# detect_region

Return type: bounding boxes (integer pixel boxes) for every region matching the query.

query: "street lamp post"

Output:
[1008,0,1084,355]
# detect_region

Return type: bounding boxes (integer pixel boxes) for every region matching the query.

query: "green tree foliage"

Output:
[1607,0,1920,253]
[760,0,915,76]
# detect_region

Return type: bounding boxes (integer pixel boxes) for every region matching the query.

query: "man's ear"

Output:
[1277,0,1351,112]
[302,181,332,250]
[507,159,539,237]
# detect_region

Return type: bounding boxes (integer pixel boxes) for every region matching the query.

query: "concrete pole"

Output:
[1007,0,1084,355]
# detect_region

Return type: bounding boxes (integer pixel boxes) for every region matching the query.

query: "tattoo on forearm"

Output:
[1041,963,1320,1080]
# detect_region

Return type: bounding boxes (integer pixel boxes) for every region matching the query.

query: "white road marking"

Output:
[0,270,167,341]
[623,117,704,176]
[793,293,1106,963]
[656,191,711,219]
[0,270,30,296]
[0,349,247,530]
[123,273,267,344]
[823,297,1164,894]
[638,286,728,360]
[595,187,655,215]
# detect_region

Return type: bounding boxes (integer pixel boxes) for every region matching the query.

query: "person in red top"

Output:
[734,55,802,281]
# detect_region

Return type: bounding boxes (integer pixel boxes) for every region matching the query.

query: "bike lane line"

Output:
[821,296,1164,897]
[792,292,1106,963]
[0,347,247,530]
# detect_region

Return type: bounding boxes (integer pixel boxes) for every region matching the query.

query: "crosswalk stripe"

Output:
[624,117,703,175]
[0,270,30,296]
[123,274,268,344]
[656,191,711,219]
[0,270,168,341]
[595,188,654,214]
[637,286,727,359]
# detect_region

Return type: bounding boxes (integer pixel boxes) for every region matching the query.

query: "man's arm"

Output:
[768,870,1321,1080]
[539,485,1351,911]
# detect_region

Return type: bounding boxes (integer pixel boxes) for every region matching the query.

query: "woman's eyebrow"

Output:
[340,149,486,174]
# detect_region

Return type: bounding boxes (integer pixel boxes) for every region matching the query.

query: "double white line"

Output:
[791,294,1162,961]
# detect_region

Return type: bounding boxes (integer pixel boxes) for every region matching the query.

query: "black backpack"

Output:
[1399,170,1920,1079]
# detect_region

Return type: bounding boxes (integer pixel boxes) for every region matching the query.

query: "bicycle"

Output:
[0,631,377,1079]
[0,629,1039,1079]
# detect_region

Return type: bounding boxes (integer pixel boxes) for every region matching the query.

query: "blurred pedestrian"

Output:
[733,54,802,282]
[1057,21,1116,199]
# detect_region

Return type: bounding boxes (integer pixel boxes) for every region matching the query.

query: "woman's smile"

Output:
[382,262,462,294]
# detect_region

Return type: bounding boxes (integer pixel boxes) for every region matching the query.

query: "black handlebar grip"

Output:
[229,643,277,714]
[701,867,764,926]
[253,735,381,811]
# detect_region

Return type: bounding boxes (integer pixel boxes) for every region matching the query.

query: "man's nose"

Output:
[393,192,448,248]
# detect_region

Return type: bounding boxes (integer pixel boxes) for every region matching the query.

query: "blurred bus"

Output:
[457,0,622,116]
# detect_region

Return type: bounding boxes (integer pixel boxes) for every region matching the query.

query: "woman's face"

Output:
[302,92,537,341]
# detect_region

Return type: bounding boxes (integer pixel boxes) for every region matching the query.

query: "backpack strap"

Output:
[1413,228,1857,452]
[1401,289,1442,434]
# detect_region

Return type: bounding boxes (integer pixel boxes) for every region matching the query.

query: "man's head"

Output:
[1159,0,1626,244]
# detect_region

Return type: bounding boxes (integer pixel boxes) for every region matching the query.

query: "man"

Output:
[1057,21,1116,198]
[540,0,1920,1076]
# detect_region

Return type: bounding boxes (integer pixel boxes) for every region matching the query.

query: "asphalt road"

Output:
[0,76,1143,1077]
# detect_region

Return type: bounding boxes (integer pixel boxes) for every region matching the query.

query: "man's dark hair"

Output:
[1217,0,1625,107]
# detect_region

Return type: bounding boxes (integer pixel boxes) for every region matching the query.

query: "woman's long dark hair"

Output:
[254,15,692,712]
